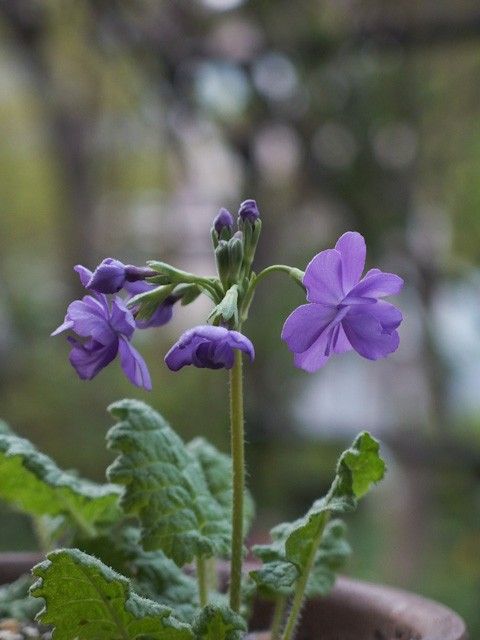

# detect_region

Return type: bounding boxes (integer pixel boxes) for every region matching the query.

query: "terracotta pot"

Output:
[0,552,42,586]
[0,553,469,639]
[248,576,468,640]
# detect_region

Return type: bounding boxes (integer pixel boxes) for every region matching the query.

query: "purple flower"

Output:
[238,199,260,223]
[87,258,156,294]
[124,281,177,329]
[213,208,234,234]
[52,266,151,389]
[282,232,403,372]
[165,325,255,371]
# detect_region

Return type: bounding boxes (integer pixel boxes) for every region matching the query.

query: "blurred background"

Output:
[0,0,479,633]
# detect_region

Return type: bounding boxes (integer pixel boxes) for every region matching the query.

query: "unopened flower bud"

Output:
[228,233,244,284]
[213,208,234,235]
[238,199,260,224]
[215,240,231,290]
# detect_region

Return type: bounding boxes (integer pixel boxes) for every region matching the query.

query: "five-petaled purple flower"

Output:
[52,265,152,389]
[165,325,254,371]
[282,232,403,372]
[87,258,156,294]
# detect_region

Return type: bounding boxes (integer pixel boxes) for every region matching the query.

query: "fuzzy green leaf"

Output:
[74,527,200,624]
[252,432,384,598]
[30,548,194,640]
[0,432,121,536]
[0,574,42,621]
[251,520,350,598]
[106,400,231,566]
[193,605,247,640]
[187,437,255,535]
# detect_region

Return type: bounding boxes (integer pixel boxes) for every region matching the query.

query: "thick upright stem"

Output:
[229,350,245,612]
[196,556,208,607]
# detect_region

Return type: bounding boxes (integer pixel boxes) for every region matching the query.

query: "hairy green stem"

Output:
[271,595,287,640]
[196,556,209,607]
[281,515,330,640]
[229,350,245,612]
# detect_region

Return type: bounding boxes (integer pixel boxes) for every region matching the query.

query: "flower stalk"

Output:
[228,349,245,613]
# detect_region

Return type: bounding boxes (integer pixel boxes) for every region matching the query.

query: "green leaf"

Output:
[30,548,194,640]
[0,432,121,536]
[252,432,384,598]
[193,605,247,640]
[333,431,385,498]
[130,549,199,624]
[0,574,42,621]
[251,520,350,598]
[208,286,238,325]
[187,437,255,535]
[106,400,231,566]
[74,527,200,624]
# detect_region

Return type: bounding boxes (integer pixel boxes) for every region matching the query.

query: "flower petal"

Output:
[342,305,401,360]
[87,258,126,293]
[124,280,153,296]
[347,271,404,300]
[303,249,344,304]
[74,265,93,288]
[332,324,353,354]
[118,336,152,390]
[281,303,337,353]
[66,297,115,344]
[68,337,118,380]
[293,327,335,372]
[225,330,255,362]
[335,231,366,292]
[109,298,136,338]
[136,300,175,329]
[51,318,74,336]
[165,337,200,372]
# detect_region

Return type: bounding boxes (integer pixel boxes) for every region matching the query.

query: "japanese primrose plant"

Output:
[0,200,403,640]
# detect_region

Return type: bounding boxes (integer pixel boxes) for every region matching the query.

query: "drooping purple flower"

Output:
[282,232,403,372]
[52,266,151,389]
[213,208,234,234]
[124,281,178,329]
[238,199,260,223]
[87,258,156,294]
[165,325,255,371]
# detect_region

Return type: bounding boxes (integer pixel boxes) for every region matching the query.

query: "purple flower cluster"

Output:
[52,265,152,389]
[282,232,403,372]
[53,200,403,391]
